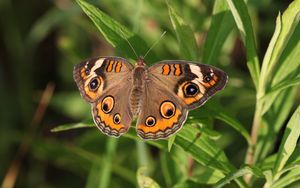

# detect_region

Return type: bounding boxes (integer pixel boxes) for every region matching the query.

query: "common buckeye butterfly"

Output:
[73,56,227,140]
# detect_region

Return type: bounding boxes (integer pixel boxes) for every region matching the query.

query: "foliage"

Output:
[1,0,300,187]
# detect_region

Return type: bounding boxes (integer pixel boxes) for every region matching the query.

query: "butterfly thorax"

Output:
[130,64,148,116]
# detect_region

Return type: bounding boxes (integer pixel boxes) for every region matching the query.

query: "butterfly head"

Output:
[136,56,146,67]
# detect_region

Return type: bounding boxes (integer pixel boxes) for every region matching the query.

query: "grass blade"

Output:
[273,105,300,180]
[226,0,260,88]
[99,138,118,188]
[167,2,199,60]
[270,167,300,188]
[255,88,297,163]
[214,165,263,188]
[214,110,251,145]
[264,74,300,98]
[203,0,234,65]
[76,0,158,63]
[51,122,94,132]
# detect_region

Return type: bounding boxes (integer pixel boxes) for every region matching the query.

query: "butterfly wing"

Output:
[148,61,228,109]
[92,82,133,137]
[136,77,189,140]
[136,61,227,140]
[73,56,134,103]
[73,57,134,137]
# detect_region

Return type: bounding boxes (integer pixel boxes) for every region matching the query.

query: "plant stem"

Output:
[244,99,264,184]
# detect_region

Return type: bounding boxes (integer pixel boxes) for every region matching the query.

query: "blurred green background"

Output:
[1,0,299,187]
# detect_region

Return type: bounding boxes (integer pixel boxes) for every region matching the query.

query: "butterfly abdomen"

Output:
[130,67,147,115]
[130,85,144,115]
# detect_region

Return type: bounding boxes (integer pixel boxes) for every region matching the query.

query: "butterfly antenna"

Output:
[143,31,167,59]
[124,36,139,59]
[119,29,139,59]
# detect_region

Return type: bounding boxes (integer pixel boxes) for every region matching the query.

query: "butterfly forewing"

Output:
[148,61,228,110]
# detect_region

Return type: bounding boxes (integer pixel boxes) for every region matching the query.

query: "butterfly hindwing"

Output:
[136,73,189,140]
[92,82,133,137]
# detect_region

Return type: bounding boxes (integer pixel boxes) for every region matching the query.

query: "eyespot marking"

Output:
[145,116,156,127]
[183,82,199,97]
[89,77,100,91]
[113,113,121,124]
[160,101,176,119]
[102,96,114,114]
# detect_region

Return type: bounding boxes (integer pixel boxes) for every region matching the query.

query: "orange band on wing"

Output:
[182,94,202,105]
[106,61,114,72]
[162,64,171,75]
[95,102,125,131]
[80,68,87,78]
[137,109,181,133]
[115,61,122,73]
[174,64,182,76]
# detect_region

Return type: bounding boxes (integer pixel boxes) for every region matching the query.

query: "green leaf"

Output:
[258,14,282,101]
[213,110,251,145]
[201,105,251,145]
[261,14,300,115]
[86,162,103,188]
[137,167,161,188]
[264,74,300,99]
[226,0,260,88]
[51,122,94,132]
[125,124,238,183]
[167,2,199,60]
[264,1,300,85]
[174,126,234,174]
[203,0,234,65]
[214,165,263,188]
[273,105,300,180]
[255,87,297,163]
[167,135,176,152]
[31,137,136,185]
[160,149,187,186]
[99,138,118,188]
[188,167,225,185]
[76,0,158,63]
[270,167,300,188]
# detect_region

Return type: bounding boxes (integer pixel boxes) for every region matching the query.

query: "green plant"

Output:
[2,0,299,187]
[52,0,300,187]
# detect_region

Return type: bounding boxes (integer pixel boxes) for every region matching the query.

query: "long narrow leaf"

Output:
[214,165,263,188]
[203,0,234,65]
[167,2,199,60]
[273,105,300,180]
[270,167,300,188]
[226,0,260,88]
[76,0,158,63]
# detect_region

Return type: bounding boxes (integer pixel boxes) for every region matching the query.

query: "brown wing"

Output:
[73,56,134,137]
[136,75,189,140]
[148,61,228,109]
[73,56,134,103]
[92,82,133,137]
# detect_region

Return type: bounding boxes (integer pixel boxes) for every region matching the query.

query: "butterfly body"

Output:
[73,56,228,140]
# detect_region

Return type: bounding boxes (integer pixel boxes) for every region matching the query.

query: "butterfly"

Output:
[73,56,228,140]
